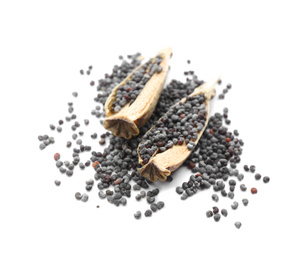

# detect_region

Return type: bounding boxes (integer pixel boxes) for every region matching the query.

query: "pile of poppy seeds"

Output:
[112,55,163,112]
[38,53,270,228]
[139,94,206,164]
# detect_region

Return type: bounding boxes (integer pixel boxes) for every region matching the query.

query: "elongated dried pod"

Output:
[103,48,172,139]
[137,77,220,182]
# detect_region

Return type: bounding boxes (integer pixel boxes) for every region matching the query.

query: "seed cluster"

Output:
[38,52,270,227]
[139,94,207,164]
[94,53,142,117]
[174,108,270,227]
[112,55,163,113]
[38,134,55,150]
[218,83,232,99]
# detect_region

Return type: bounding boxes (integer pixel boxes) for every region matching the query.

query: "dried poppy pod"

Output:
[103,48,172,139]
[137,77,220,182]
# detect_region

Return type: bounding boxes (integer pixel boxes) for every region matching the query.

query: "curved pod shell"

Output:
[137,77,220,182]
[103,48,172,139]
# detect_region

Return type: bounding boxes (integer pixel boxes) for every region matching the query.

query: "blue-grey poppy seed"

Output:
[263,176,270,183]
[212,194,219,202]
[176,187,184,194]
[81,193,88,202]
[206,211,213,217]
[56,161,63,168]
[240,184,247,191]
[75,192,82,200]
[140,191,146,198]
[255,173,261,180]
[214,213,221,222]
[242,198,249,206]
[231,201,239,209]
[66,170,73,176]
[228,192,234,199]
[237,174,244,181]
[150,203,158,212]
[181,193,188,200]
[145,209,152,217]
[235,222,242,229]
[157,201,164,209]
[134,211,141,219]
[221,209,228,217]
[98,191,106,199]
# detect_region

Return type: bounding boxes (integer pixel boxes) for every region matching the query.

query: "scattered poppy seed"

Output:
[54,153,60,161]
[157,201,164,209]
[214,213,221,222]
[66,170,73,177]
[231,201,239,210]
[212,194,219,202]
[39,143,46,150]
[228,192,234,199]
[90,81,95,86]
[72,92,78,97]
[213,207,219,214]
[145,209,152,217]
[176,187,184,194]
[240,184,247,191]
[150,203,158,212]
[234,222,241,229]
[75,192,82,200]
[221,209,228,217]
[206,211,213,217]
[251,188,258,194]
[134,211,141,219]
[81,193,89,202]
[54,180,61,186]
[250,165,256,173]
[242,198,249,206]
[263,176,270,183]
[237,174,244,181]
[255,173,261,180]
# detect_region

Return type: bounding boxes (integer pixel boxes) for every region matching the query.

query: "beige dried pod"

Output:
[137,77,220,182]
[103,48,172,139]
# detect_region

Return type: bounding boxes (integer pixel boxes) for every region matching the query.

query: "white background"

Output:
[1,1,307,259]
